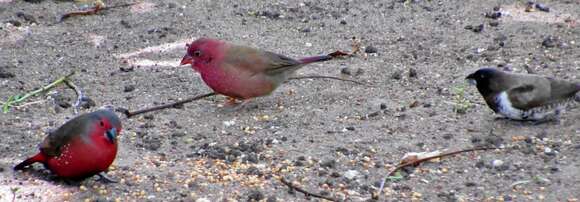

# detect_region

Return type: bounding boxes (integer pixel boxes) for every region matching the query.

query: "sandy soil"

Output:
[1,0,579,201]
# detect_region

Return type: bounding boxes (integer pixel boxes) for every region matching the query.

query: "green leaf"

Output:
[386,171,404,182]
[2,95,15,113]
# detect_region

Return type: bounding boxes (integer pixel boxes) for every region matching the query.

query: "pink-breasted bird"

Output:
[14,110,122,181]
[180,38,339,105]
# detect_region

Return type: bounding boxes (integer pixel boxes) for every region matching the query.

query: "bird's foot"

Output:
[223,97,239,107]
[220,98,252,112]
[96,173,118,183]
[531,117,560,125]
[493,116,509,121]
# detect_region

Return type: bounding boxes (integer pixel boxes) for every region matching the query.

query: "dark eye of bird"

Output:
[193,50,202,57]
[100,121,104,127]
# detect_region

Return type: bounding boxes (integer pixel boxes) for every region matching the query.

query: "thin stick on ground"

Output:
[288,75,367,85]
[2,72,75,113]
[122,92,217,118]
[58,2,139,23]
[64,79,85,115]
[279,177,340,202]
[374,147,497,200]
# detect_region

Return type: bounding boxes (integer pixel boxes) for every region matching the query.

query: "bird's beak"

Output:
[465,74,477,85]
[106,128,117,144]
[180,55,193,65]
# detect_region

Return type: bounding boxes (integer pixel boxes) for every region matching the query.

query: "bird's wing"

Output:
[39,113,93,156]
[506,78,551,110]
[224,45,301,76]
[547,78,580,101]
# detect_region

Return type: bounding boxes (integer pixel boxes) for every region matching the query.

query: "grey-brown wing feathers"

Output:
[39,113,95,156]
[224,45,301,76]
[260,51,302,76]
[507,76,579,110]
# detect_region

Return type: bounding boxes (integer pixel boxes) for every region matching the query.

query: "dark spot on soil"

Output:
[340,67,363,76]
[266,196,277,202]
[119,66,134,72]
[299,27,311,33]
[6,20,21,27]
[16,11,37,24]
[0,67,15,78]
[123,85,135,92]
[246,189,265,201]
[120,20,131,28]
[365,45,378,54]
[258,11,281,19]
[391,70,402,80]
[465,24,484,33]
[408,68,418,78]
[320,159,336,168]
[542,36,559,48]
[79,96,96,109]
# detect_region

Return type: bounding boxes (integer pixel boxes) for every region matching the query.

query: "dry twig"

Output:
[58,2,139,23]
[122,92,217,118]
[279,177,340,202]
[374,147,497,200]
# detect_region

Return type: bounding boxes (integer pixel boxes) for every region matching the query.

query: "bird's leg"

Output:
[223,99,252,112]
[224,97,239,107]
[96,173,118,183]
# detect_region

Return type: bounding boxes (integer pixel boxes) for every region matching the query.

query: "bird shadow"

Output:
[492,116,560,126]
[12,166,98,187]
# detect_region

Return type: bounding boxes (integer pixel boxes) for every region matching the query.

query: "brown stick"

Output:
[374,147,497,199]
[58,2,139,23]
[279,177,340,202]
[122,92,217,118]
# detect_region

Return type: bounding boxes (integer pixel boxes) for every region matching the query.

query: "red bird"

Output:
[180,38,337,106]
[14,110,122,181]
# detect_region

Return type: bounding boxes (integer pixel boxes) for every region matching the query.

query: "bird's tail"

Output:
[14,153,46,170]
[298,55,333,64]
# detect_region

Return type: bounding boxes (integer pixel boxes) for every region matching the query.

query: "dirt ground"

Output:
[1,0,579,201]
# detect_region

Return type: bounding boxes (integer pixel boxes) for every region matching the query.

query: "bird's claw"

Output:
[96,173,118,183]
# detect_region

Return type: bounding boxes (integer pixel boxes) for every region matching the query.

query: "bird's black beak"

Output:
[180,54,193,66]
[106,128,117,144]
[465,74,477,85]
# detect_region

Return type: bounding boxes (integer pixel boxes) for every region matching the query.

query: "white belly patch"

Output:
[494,91,565,121]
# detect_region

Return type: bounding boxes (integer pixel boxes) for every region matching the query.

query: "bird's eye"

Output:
[100,121,105,127]
[193,50,202,57]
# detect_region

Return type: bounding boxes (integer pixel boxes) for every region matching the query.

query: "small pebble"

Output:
[195,198,210,202]
[542,36,559,48]
[340,67,364,76]
[380,103,388,110]
[6,20,21,27]
[544,147,557,156]
[15,11,37,24]
[392,70,402,80]
[492,159,504,167]
[344,170,360,180]
[535,3,550,12]
[79,96,96,109]
[320,159,336,168]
